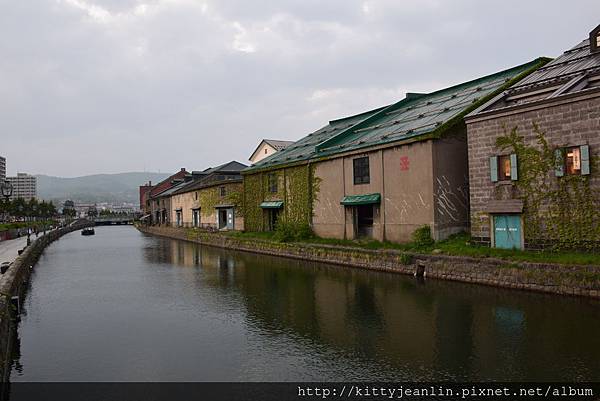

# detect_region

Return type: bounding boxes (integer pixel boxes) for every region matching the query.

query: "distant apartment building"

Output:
[0,156,5,182]
[7,173,37,200]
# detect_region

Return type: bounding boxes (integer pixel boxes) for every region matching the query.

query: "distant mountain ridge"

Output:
[36,172,170,204]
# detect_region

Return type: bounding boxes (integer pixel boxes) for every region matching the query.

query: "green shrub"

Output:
[295,223,314,241]
[412,225,434,247]
[273,221,294,242]
[399,253,413,265]
[273,221,314,242]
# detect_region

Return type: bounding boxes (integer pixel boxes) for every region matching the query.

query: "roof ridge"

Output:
[328,105,389,124]
[244,58,547,174]
[408,57,551,101]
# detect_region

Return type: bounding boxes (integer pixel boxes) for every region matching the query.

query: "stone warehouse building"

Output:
[466,26,600,250]
[243,58,547,243]
[169,161,247,230]
[148,178,190,226]
[141,168,189,224]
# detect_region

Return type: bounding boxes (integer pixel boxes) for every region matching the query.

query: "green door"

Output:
[493,215,522,249]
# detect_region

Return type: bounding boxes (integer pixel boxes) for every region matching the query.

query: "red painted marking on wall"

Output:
[400,156,410,171]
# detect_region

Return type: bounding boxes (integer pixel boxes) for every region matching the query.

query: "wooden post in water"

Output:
[414,260,426,278]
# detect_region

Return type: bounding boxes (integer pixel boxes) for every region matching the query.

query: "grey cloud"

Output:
[1,0,599,177]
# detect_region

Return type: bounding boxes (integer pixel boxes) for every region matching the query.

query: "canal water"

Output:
[8,226,600,381]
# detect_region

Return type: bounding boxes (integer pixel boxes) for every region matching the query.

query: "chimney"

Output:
[590,24,600,53]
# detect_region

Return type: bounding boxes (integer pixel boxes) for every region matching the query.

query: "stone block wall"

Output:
[467,95,600,243]
[138,225,600,299]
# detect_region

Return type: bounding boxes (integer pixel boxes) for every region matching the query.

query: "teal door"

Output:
[493,215,522,249]
[226,208,234,230]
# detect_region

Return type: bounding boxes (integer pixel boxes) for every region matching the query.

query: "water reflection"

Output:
[8,227,600,382]
[140,233,600,381]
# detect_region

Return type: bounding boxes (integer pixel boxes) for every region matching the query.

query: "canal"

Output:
[7,226,600,381]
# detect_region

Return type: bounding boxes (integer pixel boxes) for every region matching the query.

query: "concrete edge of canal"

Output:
[137,224,600,300]
[0,219,93,381]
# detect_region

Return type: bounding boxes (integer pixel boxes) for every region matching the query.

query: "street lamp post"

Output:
[32,204,38,238]
[0,181,13,222]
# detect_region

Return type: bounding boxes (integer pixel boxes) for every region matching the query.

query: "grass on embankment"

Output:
[225,231,600,266]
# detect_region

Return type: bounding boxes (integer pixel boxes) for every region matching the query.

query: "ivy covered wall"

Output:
[242,164,319,232]
[496,126,600,250]
[467,96,600,249]
[197,182,243,226]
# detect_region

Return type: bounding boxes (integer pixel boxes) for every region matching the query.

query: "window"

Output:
[219,186,227,197]
[555,145,590,177]
[264,149,268,154]
[490,154,517,182]
[195,192,198,200]
[566,146,581,175]
[268,173,278,193]
[498,155,512,181]
[353,157,370,184]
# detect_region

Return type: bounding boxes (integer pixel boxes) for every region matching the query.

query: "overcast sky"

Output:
[1,1,599,177]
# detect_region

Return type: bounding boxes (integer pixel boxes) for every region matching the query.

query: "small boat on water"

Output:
[81,227,95,236]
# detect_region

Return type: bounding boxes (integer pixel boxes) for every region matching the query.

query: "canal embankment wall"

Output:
[0,219,93,381]
[137,225,600,299]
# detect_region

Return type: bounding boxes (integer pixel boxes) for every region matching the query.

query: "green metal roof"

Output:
[340,193,381,206]
[244,58,547,173]
[260,201,284,209]
[244,106,387,172]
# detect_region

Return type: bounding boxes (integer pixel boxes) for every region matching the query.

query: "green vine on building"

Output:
[242,164,321,233]
[496,124,600,250]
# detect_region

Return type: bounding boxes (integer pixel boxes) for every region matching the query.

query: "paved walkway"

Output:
[0,236,29,265]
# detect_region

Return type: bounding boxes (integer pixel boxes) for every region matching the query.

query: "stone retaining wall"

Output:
[0,220,93,381]
[138,225,600,299]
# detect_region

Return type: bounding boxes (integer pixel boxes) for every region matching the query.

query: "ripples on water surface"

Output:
[9,226,600,381]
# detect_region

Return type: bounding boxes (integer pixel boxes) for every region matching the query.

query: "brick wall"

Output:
[467,95,600,243]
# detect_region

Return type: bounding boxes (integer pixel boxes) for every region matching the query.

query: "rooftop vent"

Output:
[405,92,426,100]
[591,24,600,53]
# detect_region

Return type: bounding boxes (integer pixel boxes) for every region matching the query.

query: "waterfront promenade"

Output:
[0,236,28,266]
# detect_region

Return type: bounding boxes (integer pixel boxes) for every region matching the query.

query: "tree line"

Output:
[0,198,58,219]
